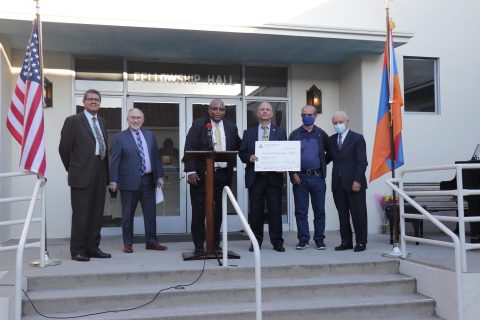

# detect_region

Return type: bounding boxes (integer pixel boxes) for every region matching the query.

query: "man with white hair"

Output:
[328,111,368,252]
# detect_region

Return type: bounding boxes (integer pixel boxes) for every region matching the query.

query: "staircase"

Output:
[21,260,441,319]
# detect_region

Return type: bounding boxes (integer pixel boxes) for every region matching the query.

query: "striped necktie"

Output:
[338,134,343,150]
[92,117,106,160]
[135,132,146,175]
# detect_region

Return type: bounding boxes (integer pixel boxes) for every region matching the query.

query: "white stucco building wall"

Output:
[1,0,479,239]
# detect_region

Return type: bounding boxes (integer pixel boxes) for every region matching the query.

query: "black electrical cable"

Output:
[2,259,206,319]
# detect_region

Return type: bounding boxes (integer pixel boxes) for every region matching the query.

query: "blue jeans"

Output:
[293,174,326,244]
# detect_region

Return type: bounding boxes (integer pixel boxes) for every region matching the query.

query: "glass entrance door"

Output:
[123,96,245,235]
[126,96,187,233]
[186,97,245,231]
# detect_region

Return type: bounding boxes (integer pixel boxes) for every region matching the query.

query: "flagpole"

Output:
[386,1,399,241]
[382,0,405,258]
[29,0,61,268]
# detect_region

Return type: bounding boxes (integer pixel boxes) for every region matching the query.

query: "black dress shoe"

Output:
[71,254,90,262]
[354,243,366,252]
[88,249,112,258]
[273,244,285,252]
[248,244,261,252]
[194,246,205,255]
[334,243,353,251]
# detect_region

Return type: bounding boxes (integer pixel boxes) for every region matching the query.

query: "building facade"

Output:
[1,0,479,241]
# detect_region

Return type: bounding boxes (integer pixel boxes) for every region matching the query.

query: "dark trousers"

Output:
[70,157,106,256]
[332,186,368,245]
[120,174,158,246]
[190,169,228,248]
[248,173,284,247]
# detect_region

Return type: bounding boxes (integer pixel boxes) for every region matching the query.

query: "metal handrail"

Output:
[222,186,262,320]
[384,163,480,320]
[0,171,45,320]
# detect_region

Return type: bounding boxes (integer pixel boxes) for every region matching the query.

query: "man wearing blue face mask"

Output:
[288,105,331,250]
[328,111,368,252]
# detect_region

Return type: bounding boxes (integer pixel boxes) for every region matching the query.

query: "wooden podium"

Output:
[182,150,240,261]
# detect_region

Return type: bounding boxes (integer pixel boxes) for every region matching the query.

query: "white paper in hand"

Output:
[156,187,164,204]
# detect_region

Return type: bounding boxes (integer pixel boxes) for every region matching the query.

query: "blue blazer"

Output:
[239,124,287,189]
[328,130,368,192]
[109,128,164,191]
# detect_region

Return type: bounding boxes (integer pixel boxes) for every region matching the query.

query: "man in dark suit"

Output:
[184,99,240,254]
[59,89,111,262]
[239,102,286,252]
[328,111,368,252]
[109,108,168,253]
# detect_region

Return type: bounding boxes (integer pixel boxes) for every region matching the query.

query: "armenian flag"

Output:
[370,23,403,182]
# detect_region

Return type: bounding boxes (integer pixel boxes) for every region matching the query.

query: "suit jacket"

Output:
[328,130,368,192]
[59,112,109,189]
[183,116,240,184]
[239,124,287,189]
[109,128,164,191]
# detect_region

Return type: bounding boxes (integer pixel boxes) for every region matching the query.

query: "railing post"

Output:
[222,187,262,320]
[399,176,407,258]
[15,178,42,320]
[455,165,468,272]
[222,190,229,266]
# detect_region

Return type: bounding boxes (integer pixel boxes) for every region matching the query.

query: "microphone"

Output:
[205,123,213,150]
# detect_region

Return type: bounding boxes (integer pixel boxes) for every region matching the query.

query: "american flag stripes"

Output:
[6,17,47,178]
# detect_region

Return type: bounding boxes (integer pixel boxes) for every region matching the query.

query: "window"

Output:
[245,66,288,97]
[74,57,124,92]
[403,57,439,113]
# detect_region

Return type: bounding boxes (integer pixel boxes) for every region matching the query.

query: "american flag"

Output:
[6,17,47,178]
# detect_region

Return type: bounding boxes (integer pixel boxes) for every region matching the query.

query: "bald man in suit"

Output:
[109,108,167,253]
[239,102,286,252]
[183,99,240,254]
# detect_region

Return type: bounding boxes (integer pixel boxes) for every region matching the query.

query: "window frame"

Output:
[403,56,440,114]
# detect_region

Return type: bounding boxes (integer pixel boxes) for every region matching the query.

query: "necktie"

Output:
[92,117,106,160]
[215,124,222,151]
[262,126,269,141]
[338,134,343,150]
[135,132,146,175]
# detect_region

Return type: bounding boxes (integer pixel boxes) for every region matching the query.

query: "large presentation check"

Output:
[254,141,300,172]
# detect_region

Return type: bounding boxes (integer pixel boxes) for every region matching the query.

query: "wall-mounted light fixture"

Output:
[306,85,322,114]
[44,77,53,108]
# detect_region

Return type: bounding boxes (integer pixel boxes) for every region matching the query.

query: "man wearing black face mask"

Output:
[288,105,331,251]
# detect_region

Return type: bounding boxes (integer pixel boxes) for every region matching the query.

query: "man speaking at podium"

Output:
[184,99,240,254]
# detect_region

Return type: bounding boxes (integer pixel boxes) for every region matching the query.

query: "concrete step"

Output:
[25,260,400,291]
[22,275,417,315]
[21,260,439,320]
[22,293,438,320]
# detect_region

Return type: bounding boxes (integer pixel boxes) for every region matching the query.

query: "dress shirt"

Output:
[211,120,227,168]
[258,123,270,141]
[338,128,350,147]
[130,129,152,174]
[84,110,104,156]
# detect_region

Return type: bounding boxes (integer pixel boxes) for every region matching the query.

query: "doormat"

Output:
[133,231,249,243]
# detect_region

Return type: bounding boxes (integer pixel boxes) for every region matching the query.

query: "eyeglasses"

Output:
[85,98,100,102]
[301,113,315,117]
